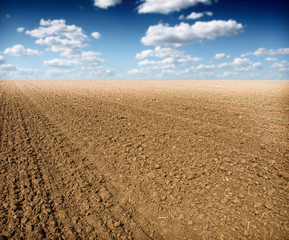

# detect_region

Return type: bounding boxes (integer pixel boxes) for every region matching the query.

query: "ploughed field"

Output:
[0,80,288,240]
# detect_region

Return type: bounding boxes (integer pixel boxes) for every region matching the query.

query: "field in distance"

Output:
[0,80,288,239]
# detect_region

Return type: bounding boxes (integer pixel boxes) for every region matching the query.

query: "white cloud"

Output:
[91,32,101,39]
[0,55,5,64]
[77,51,104,65]
[218,57,262,71]
[242,48,289,57]
[213,53,230,60]
[130,46,202,76]
[93,0,121,9]
[223,71,234,77]
[0,64,17,71]
[271,60,289,72]
[4,44,40,56]
[218,62,230,68]
[44,58,77,68]
[0,64,40,80]
[136,46,202,62]
[6,14,10,18]
[196,64,215,71]
[82,65,114,76]
[185,11,213,20]
[24,19,113,77]
[205,11,213,16]
[17,27,25,33]
[17,68,39,75]
[128,68,143,75]
[187,12,204,19]
[35,36,85,57]
[138,58,175,69]
[231,57,251,67]
[46,69,75,76]
[137,0,212,14]
[26,19,87,40]
[183,64,215,74]
[141,20,243,47]
[265,57,277,62]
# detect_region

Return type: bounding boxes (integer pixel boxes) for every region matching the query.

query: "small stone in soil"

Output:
[254,202,262,208]
[265,202,274,210]
[155,164,160,169]
[187,220,193,225]
[114,221,121,227]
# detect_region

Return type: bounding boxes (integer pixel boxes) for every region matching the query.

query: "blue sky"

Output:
[0,0,288,80]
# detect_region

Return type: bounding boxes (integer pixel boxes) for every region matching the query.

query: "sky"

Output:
[0,0,289,80]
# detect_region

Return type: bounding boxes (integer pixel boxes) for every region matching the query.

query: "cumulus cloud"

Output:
[265,57,277,62]
[186,12,204,19]
[271,60,289,72]
[137,0,212,14]
[17,68,39,75]
[231,58,251,67]
[0,64,17,71]
[213,53,230,60]
[46,69,75,76]
[0,64,39,80]
[17,27,25,33]
[24,18,113,77]
[27,19,103,59]
[82,65,114,77]
[4,45,40,56]
[91,32,101,39]
[141,20,243,47]
[0,55,5,64]
[44,58,77,68]
[35,36,85,57]
[26,19,87,40]
[93,0,121,9]
[181,11,213,20]
[77,51,104,65]
[218,57,262,71]
[195,64,215,71]
[136,46,202,62]
[183,64,215,74]
[242,48,289,57]
[129,46,202,76]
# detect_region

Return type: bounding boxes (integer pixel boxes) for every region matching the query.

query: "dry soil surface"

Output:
[0,80,289,240]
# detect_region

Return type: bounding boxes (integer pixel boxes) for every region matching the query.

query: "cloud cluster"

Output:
[0,54,40,80]
[26,19,87,41]
[44,59,77,68]
[0,63,39,80]
[271,60,289,72]
[25,19,113,78]
[4,44,40,56]
[218,57,262,71]
[129,46,202,76]
[141,20,243,47]
[242,48,289,57]
[93,0,121,9]
[137,0,212,14]
[0,64,17,71]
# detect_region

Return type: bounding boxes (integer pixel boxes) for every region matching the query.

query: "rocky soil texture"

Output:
[0,80,288,239]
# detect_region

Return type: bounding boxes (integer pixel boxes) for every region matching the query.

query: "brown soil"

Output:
[0,80,288,240]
